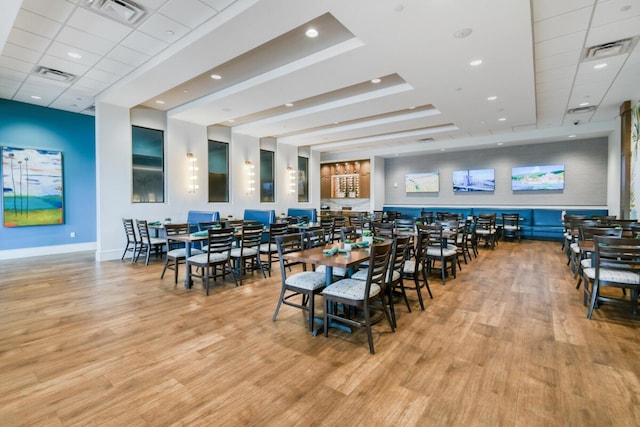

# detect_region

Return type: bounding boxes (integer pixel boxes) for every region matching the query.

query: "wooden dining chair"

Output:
[322,241,394,354]
[135,219,166,265]
[161,223,202,284]
[230,224,266,285]
[272,233,326,332]
[259,223,289,277]
[121,218,140,262]
[188,228,237,295]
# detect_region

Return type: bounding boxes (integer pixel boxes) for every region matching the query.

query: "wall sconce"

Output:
[287,166,296,196]
[245,160,256,194]
[187,153,198,193]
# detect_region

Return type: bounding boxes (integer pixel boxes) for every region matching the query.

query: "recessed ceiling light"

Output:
[166,30,175,36]
[371,78,381,84]
[210,74,222,80]
[227,119,235,123]
[497,142,504,146]
[305,28,318,38]
[155,100,165,105]
[498,117,506,121]
[30,95,41,100]
[453,28,472,38]
[440,148,446,152]
[487,96,497,101]
[67,52,82,59]
[470,59,483,66]
[568,134,577,138]
[285,103,294,107]
[408,106,416,110]
[579,102,590,106]
[183,89,189,93]
[593,63,608,69]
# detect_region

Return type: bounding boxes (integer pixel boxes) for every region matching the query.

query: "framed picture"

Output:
[405,172,439,193]
[511,164,565,191]
[453,168,495,192]
[2,146,64,227]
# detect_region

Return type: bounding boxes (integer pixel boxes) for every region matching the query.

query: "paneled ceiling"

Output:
[1,0,639,158]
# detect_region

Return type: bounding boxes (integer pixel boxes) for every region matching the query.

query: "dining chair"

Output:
[161,223,202,284]
[135,219,166,265]
[583,236,640,319]
[187,228,237,295]
[501,213,521,242]
[402,228,433,310]
[304,228,328,249]
[259,222,289,277]
[341,225,359,242]
[371,221,395,239]
[575,226,622,289]
[351,236,411,328]
[422,223,457,285]
[272,233,326,332]
[348,215,365,235]
[322,241,394,354]
[121,218,140,262]
[330,217,345,242]
[230,224,266,285]
[474,215,497,249]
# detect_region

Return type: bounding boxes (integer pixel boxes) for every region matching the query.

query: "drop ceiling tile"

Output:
[94,57,135,76]
[2,43,41,64]
[532,0,595,22]
[534,31,586,58]
[13,91,53,105]
[536,78,574,95]
[0,86,18,99]
[108,45,150,67]
[535,64,577,83]
[135,0,171,11]
[46,41,102,67]
[20,0,76,24]
[137,13,190,43]
[0,77,21,90]
[0,56,34,73]
[199,0,237,12]
[73,76,110,91]
[0,67,27,82]
[40,54,91,76]
[67,7,133,42]
[22,76,71,93]
[535,51,581,72]
[585,15,640,46]
[159,0,217,28]
[66,84,99,97]
[57,26,119,55]
[84,68,120,85]
[534,7,592,42]
[574,54,626,85]
[121,30,168,56]
[13,9,62,39]
[591,0,640,27]
[7,28,51,53]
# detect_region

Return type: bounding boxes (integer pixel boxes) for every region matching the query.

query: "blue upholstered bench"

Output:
[287,208,317,222]
[186,210,220,232]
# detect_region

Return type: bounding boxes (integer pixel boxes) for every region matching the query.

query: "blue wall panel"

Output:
[0,100,96,250]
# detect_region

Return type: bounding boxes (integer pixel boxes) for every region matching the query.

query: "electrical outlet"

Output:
[70,232,76,238]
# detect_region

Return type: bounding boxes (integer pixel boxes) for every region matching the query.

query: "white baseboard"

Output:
[0,242,97,260]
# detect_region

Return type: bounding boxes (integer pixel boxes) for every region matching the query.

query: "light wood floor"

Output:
[1,240,639,426]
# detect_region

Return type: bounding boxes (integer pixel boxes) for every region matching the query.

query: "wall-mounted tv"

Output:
[405,172,439,193]
[511,164,565,191]
[452,168,495,192]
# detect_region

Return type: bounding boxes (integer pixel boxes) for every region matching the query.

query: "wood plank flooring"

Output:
[1,240,639,426]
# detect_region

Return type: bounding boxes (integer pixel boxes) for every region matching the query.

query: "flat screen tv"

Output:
[405,172,439,193]
[452,168,495,192]
[511,164,565,191]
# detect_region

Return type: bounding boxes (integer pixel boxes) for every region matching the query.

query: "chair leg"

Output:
[308,293,316,332]
[363,304,375,355]
[272,287,286,322]
[422,268,433,299]
[587,280,600,319]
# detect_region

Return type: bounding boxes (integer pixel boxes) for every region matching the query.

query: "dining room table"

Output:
[282,240,385,335]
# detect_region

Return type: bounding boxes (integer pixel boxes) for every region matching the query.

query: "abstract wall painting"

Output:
[2,146,64,227]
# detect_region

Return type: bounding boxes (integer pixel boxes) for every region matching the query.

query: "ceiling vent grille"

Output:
[33,66,77,82]
[583,37,637,61]
[567,106,596,114]
[417,137,435,142]
[82,0,145,25]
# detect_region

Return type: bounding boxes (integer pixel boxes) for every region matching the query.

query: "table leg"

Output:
[312,265,353,336]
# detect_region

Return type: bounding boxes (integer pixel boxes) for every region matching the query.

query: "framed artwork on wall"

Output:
[2,146,64,227]
[405,171,439,193]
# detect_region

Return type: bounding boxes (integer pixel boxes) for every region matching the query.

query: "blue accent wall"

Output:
[0,100,96,250]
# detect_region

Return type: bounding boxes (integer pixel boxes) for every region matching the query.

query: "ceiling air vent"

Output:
[567,106,596,114]
[583,37,637,61]
[82,0,145,25]
[33,66,77,83]
[417,137,435,142]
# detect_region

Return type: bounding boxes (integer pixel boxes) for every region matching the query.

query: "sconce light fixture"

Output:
[187,153,198,193]
[246,161,256,194]
[287,166,296,195]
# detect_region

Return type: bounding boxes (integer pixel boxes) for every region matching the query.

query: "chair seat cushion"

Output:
[315,265,347,277]
[188,252,229,264]
[285,272,326,290]
[476,229,496,235]
[322,278,381,300]
[504,225,520,230]
[403,260,422,273]
[259,243,277,253]
[149,237,165,245]
[167,248,203,258]
[351,268,400,282]
[581,258,592,268]
[230,247,258,257]
[426,247,457,257]
[582,267,640,284]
